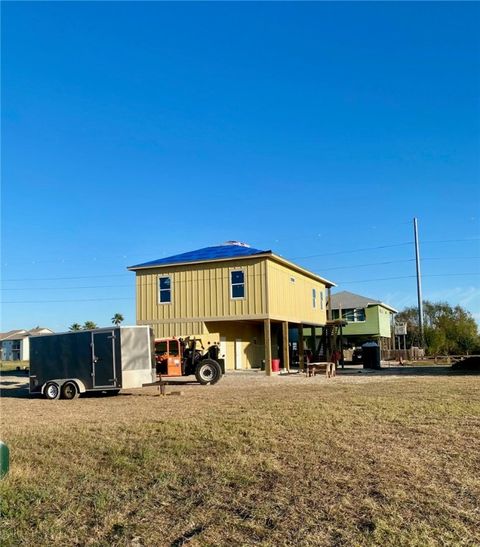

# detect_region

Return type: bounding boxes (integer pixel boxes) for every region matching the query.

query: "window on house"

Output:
[320,291,324,310]
[312,288,317,308]
[355,308,366,321]
[343,308,355,321]
[342,308,365,322]
[231,270,245,299]
[332,309,340,320]
[159,276,172,303]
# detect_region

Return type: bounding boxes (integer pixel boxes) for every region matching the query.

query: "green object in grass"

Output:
[0,441,9,478]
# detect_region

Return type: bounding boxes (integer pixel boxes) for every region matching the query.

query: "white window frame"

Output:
[158,275,172,304]
[320,291,324,310]
[230,269,246,300]
[342,308,366,322]
[312,288,317,308]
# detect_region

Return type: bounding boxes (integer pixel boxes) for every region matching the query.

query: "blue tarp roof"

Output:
[129,244,271,269]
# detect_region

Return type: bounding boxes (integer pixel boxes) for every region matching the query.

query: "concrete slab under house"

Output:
[128,241,338,375]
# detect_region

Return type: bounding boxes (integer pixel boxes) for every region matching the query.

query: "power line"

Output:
[2,264,479,292]
[292,242,413,259]
[2,297,134,304]
[322,259,414,271]
[422,237,480,244]
[321,256,480,272]
[339,272,479,284]
[2,272,478,303]
[3,236,479,269]
[2,273,130,282]
[3,254,479,283]
[1,284,133,291]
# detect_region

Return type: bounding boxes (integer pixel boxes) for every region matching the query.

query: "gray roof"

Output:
[330,291,397,313]
[0,328,53,342]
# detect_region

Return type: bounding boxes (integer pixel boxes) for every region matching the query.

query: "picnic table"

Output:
[305,362,336,378]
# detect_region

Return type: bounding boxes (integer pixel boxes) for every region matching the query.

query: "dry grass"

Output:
[1,368,479,546]
[0,361,29,372]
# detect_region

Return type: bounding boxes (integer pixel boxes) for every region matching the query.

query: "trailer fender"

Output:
[41,379,87,395]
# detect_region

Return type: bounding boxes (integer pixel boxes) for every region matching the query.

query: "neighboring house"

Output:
[128,241,335,373]
[0,327,54,361]
[330,291,397,349]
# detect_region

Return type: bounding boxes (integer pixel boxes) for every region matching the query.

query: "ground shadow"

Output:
[0,383,31,399]
[337,365,479,377]
[0,369,29,378]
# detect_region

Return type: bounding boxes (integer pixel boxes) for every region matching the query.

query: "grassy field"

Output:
[1,368,479,546]
[0,361,29,373]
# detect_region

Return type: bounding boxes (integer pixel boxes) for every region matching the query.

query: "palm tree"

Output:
[83,321,98,330]
[111,313,124,326]
[69,323,82,331]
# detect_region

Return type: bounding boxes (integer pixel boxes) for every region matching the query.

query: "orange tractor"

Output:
[154,335,224,385]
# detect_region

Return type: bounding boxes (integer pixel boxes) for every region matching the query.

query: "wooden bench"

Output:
[305,362,336,378]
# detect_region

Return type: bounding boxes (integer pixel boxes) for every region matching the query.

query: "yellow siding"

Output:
[134,254,329,371]
[136,258,267,324]
[206,321,265,370]
[267,260,327,325]
[144,321,207,339]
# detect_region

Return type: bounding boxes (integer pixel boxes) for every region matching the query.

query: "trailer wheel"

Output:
[195,359,222,385]
[44,382,60,400]
[61,381,79,400]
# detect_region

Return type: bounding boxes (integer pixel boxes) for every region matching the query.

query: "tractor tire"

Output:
[195,359,222,385]
[44,382,61,400]
[61,381,79,400]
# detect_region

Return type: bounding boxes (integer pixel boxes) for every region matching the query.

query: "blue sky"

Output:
[2,1,479,332]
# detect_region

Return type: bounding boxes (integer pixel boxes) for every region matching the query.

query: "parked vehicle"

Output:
[352,347,363,364]
[154,335,224,385]
[29,326,155,400]
[29,327,225,400]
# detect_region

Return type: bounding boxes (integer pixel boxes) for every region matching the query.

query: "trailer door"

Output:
[92,331,116,388]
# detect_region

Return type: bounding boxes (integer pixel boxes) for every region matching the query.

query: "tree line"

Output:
[69,313,124,332]
[396,301,479,355]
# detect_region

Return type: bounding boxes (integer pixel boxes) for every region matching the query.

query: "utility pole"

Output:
[413,217,424,347]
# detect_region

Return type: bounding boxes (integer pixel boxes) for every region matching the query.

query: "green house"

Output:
[330,291,397,349]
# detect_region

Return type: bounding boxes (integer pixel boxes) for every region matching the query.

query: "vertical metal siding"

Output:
[135,258,267,323]
[267,261,327,324]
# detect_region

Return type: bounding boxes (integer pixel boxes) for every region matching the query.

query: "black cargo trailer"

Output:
[29,326,155,399]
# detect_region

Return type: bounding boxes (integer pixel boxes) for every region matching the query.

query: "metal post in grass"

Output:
[0,441,9,479]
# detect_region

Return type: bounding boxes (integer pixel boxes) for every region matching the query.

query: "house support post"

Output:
[298,324,305,371]
[310,329,316,359]
[327,288,332,321]
[331,326,337,362]
[264,319,272,376]
[282,321,290,371]
[339,324,344,369]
